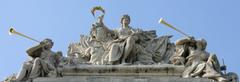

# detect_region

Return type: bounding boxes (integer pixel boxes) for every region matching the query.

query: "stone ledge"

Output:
[61,64,185,76]
[33,64,217,82]
[34,76,216,82]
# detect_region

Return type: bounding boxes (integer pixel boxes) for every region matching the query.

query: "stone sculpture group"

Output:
[4,7,239,82]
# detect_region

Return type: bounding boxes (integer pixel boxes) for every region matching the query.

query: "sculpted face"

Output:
[45,41,53,50]
[43,39,54,50]
[121,14,131,28]
[196,39,207,50]
[122,18,130,27]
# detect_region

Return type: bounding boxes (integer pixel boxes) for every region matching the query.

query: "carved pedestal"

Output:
[33,64,215,82]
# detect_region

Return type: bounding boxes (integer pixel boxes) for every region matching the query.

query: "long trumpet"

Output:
[159,18,190,37]
[9,27,40,43]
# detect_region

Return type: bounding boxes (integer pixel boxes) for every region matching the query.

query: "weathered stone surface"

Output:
[34,64,204,82]
[61,64,184,76]
[34,76,215,82]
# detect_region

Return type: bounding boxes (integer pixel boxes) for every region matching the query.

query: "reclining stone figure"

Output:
[170,37,228,82]
[12,39,60,82]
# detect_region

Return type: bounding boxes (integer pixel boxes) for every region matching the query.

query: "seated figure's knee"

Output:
[126,36,135,44]
[127,36,134,41]
[23,61,33,69]
[111,44,119,49]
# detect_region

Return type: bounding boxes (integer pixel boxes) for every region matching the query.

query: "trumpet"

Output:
[159,18,190,37]
[9,27,40,43]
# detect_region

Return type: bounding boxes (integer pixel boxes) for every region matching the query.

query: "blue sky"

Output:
[0,0,239,80]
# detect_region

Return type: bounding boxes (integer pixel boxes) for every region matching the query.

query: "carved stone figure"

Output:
[170,37,196,65]
[13,39,58,82]
[85,39,106,65]
[68,14,175,65]
[106,14,138,65]
[78,14,137,65]
[66,14,115,65]
[172,38,227,82]
[4,7,239,82]
[67,42,88,65]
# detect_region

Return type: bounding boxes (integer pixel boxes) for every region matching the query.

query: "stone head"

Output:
[227,72,239,82]
[120,14,131,27]
[42,38,54,50]
[196,38,207,50]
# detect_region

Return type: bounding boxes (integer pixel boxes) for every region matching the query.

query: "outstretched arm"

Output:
[26,44,43,58]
